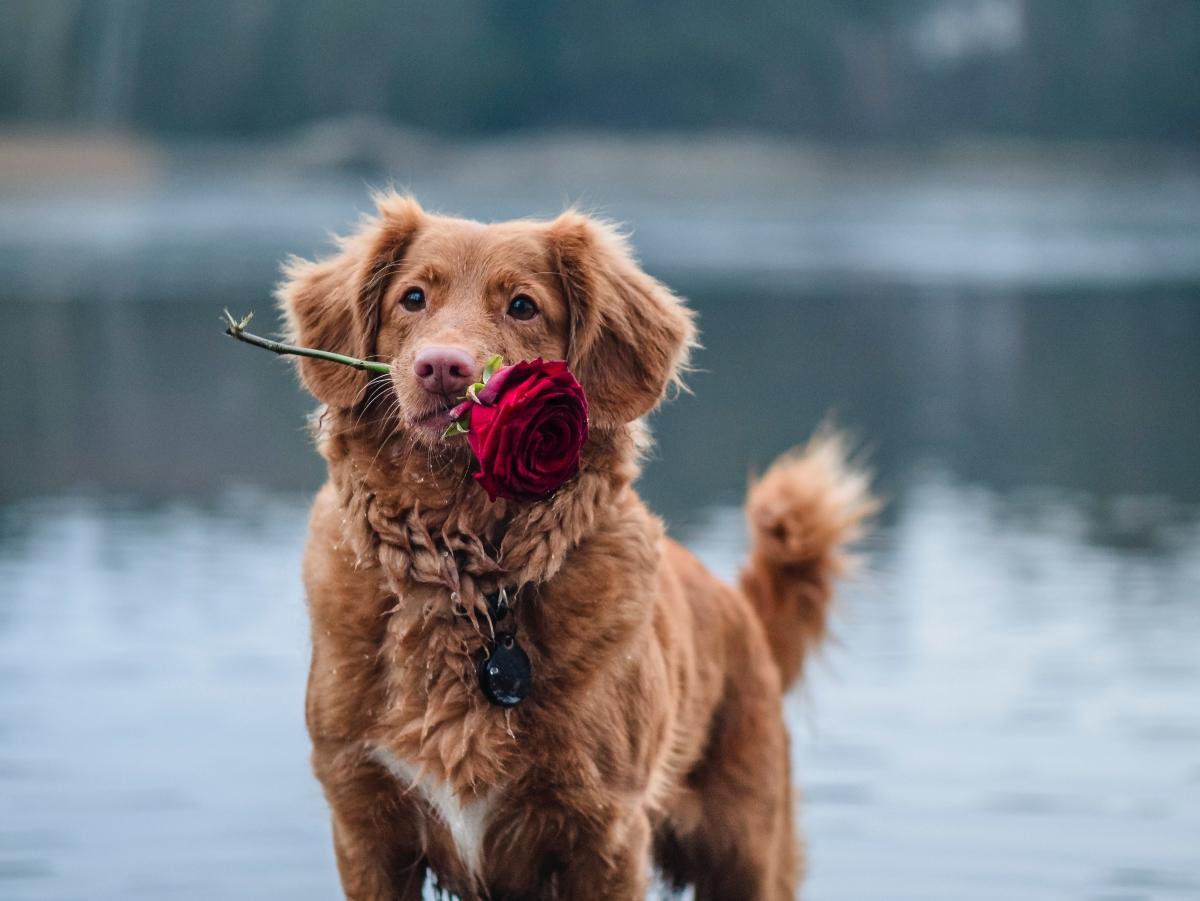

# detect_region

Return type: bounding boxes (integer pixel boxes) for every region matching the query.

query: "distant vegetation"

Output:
[2,0,1198,143]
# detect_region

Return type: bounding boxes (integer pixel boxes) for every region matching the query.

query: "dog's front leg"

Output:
[551,808,652,901]
[314,742,426,901]
[331,813,425,901]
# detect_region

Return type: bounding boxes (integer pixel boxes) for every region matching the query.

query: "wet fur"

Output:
[283,195,874,900]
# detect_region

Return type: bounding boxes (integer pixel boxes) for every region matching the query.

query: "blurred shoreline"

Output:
[5,122,1200,197]
[2,124,1199,297]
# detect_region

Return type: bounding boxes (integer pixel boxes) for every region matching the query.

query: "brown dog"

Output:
[281,194,873,900]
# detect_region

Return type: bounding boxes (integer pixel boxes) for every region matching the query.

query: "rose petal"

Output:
[466,358,588,503]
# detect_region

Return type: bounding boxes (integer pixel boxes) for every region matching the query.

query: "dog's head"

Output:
[279,194,696,441]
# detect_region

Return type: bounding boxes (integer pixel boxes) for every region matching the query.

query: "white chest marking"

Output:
[368,745,494,877]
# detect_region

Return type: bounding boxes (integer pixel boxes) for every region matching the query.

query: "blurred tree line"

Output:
[2,0,1197,142]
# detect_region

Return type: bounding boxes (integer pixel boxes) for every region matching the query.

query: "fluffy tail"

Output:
[739,430,877,689]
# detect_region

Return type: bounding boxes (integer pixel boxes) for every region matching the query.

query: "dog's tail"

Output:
[739,429,877,689]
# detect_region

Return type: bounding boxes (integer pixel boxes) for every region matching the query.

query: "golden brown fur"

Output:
[281,194,874,900]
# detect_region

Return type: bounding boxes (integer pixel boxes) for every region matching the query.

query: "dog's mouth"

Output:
[409,398,460,433]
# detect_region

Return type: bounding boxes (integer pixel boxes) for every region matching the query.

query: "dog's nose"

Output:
[413,346,477,396]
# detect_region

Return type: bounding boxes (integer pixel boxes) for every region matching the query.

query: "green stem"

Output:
[223,310,391,375]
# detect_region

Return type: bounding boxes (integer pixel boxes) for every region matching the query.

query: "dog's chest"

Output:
[357,604,524,875]
[368,744,498,879]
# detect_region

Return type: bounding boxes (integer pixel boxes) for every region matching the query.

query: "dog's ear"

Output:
[277,194,423,407]
[546,211,697,427]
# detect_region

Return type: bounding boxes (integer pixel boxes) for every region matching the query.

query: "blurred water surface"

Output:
[1,184,1198,900]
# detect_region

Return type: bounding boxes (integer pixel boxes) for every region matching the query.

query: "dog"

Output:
[280,194,874,900]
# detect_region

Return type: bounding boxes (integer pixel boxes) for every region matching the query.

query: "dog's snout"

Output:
[413,346,477,396]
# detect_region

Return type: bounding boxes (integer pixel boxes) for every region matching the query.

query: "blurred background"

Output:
[1,2,1198,899]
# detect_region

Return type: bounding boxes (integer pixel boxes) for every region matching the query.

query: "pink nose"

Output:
[413,345,477,396]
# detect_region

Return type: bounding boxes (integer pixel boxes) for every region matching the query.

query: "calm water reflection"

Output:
[1,278,1198,899]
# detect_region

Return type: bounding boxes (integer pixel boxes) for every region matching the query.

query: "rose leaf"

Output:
[482,354,505,382]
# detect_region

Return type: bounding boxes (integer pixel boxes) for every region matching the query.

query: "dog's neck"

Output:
[317,409,645,612]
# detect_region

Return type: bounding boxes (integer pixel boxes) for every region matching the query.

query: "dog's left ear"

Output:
[546,211,697,427]
[277,195,423,407]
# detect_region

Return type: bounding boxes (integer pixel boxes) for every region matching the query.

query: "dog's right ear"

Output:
[545,211,697,428]
[276,194,423,407]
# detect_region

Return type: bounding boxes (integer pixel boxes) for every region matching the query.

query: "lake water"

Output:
[1,181,1198,900]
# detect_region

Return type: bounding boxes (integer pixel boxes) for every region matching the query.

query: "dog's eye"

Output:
[507,295,538,321]
[400,287,426,312]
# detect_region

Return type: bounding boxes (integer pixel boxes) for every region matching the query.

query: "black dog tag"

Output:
[478,632,532,707]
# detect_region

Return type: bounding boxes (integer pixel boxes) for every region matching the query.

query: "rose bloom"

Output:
[452,360,589,503]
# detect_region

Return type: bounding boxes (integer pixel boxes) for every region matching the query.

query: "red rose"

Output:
[450,359,589,503]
